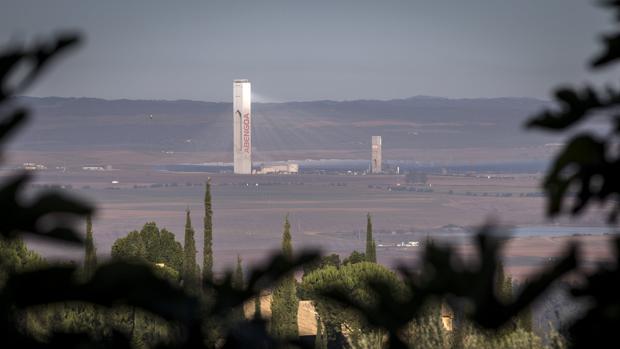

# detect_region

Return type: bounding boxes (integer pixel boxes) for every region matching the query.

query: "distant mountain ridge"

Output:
[11,96,553,158]
[17,95,547,117]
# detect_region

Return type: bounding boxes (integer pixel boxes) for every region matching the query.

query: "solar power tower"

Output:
[233,79,252,174]
[371,136,382,173]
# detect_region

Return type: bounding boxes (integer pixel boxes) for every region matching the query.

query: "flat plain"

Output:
[9,167,613,281]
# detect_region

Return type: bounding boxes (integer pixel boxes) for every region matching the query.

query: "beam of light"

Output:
[190,89,348,166]
[252,90,340,163]
[252,91,342,164]
[191,110,234,164]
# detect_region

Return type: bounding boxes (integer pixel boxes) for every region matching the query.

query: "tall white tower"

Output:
[233,79,252,174]
[371,136,382,173]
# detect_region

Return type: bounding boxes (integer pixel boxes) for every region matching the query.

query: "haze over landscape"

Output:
[1,0,609,282]
[2,1,619,348]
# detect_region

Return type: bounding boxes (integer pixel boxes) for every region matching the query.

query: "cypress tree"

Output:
[282,214,293,259]
[232,255,245,322]
[365,213,376,263]
[203,178,214,281]
[183,209,198,291]
[232,255,244,289]
[84,215,97,276]
[270,214,299,340]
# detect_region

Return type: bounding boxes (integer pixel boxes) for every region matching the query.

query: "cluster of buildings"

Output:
[82,165,113,171]
[232,79,383,175]
[22,162,47,171]
[22,163,115,172]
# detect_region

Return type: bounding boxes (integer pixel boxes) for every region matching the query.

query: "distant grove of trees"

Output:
[111,222,183,280]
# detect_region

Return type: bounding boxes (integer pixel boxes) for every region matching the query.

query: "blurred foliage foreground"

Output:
[3,2,620,348]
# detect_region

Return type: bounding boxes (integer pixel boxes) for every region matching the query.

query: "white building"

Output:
[256,163,299,175]
[23,162,47,171]
[233,79,252,174]
[82,165,111,171]
[371,136,382,173]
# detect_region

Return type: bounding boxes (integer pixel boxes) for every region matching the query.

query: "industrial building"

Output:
[233,79,252,174]
[371,136,382,173]
[22,162,47,171]
[256,163,299,175]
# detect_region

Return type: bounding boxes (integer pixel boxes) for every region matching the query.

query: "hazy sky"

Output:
[0,0,614,101]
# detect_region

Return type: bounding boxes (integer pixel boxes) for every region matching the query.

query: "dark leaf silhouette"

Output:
[591,1,620,67]
[0,262,197,321]
[541,134,620,220]
[521,2,620,348]
[568,237,620,348]
[0,33,80,102]
[321,229,578,348]
[525,1,620,223]
[205,250,319,316]
[0,173,94,242]
[0,109,28,147]
[525,86,616,131]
